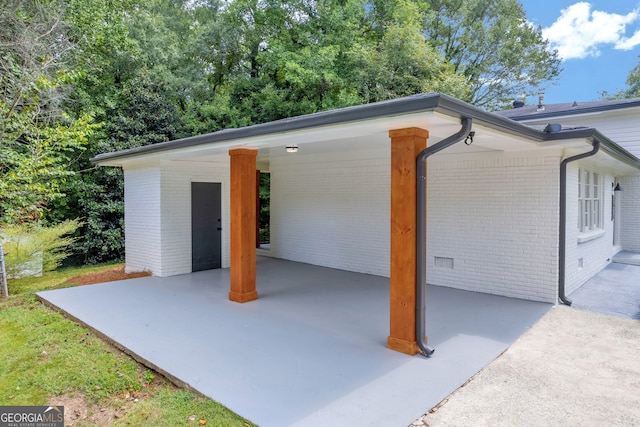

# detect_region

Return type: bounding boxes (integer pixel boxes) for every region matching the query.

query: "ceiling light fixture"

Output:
[464,131,475,145]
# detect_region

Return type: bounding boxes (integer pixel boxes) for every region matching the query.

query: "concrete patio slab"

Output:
[37,257,550,427]
[570,262,640,319]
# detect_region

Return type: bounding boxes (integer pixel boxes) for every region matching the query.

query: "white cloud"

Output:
[542,2,640,60]
[617,29,640,50]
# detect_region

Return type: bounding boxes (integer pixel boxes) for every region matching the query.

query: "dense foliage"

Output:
[1,0,564,264]
[0,0,97,223]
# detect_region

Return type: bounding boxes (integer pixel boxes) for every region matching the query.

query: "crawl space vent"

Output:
[434,256,454,269]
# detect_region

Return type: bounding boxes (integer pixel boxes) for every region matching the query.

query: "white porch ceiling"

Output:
[122,111,548,168]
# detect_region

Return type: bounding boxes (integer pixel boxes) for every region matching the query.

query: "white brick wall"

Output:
[426,153,561,303]
[159,161,231,276]
[270,148,564,302]
[123,161,230,277]
[124,167,162,274]
[620,174,640,252]
[269,147,391,276]
[123,145,626,303]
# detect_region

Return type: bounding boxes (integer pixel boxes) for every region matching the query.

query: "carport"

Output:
[92,93,627,356]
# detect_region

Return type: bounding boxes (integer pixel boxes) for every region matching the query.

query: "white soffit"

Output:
[115,111,445,165]
[565,146,640,175]
[111,110,548,167]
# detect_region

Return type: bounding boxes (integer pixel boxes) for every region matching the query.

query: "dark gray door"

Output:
[192,182,222,272]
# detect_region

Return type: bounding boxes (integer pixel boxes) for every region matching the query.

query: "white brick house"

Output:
[93,93,640,355]
[497,98,640,296]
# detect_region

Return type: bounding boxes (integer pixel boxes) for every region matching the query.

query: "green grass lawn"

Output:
[0,264,256,426]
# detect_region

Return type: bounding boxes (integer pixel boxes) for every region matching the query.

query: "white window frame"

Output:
[578,168,602,233]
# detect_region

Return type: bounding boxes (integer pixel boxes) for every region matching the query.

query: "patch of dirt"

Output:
[48,393,130,426]
[64,265,150,286]
[47,376,166,426]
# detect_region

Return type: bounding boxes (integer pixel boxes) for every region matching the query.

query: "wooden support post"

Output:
[388,128,429,355]
[229,148,258,303]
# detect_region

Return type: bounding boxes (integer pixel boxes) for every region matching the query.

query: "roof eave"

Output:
[90,92,640,171]
[92,93,446,165]
[433,95,542,140]
[501,99,640,121]
[545,128,640,169]
[92,93,543,165]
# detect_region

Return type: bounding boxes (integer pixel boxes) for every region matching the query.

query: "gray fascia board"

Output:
[431,96,640,170]
[434,95,542,140]
[503,99,640,121]
[593,131,640,169]
[545,128,640,169]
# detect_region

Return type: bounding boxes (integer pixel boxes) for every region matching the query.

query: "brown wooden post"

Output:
[229,148,258,303]
[388,127,429,355]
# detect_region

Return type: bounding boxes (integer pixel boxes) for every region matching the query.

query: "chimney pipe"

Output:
[537,92,545,111]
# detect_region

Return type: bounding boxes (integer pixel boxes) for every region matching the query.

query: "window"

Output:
[578,169,602,232]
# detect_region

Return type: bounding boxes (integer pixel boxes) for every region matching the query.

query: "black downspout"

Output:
[416,118,472,357]
[558,140,600,305]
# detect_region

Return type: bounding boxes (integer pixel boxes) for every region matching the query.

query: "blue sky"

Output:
[519,0,640,104]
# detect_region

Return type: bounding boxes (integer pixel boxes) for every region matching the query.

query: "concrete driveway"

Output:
[417,262,640,426]
[37,257,550,427]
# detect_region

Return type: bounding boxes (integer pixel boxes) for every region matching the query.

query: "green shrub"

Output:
[0,219,81,279]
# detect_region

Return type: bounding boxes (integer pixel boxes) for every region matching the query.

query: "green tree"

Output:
[421,0,562,109]
[83,71,181,264]
[625,63,640,98]
[0,0,96,224]
[224,0,366,124]
[50,0,187,263]
[186,0,469,129]
[355,0,469,102]
[603,58,640,99]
